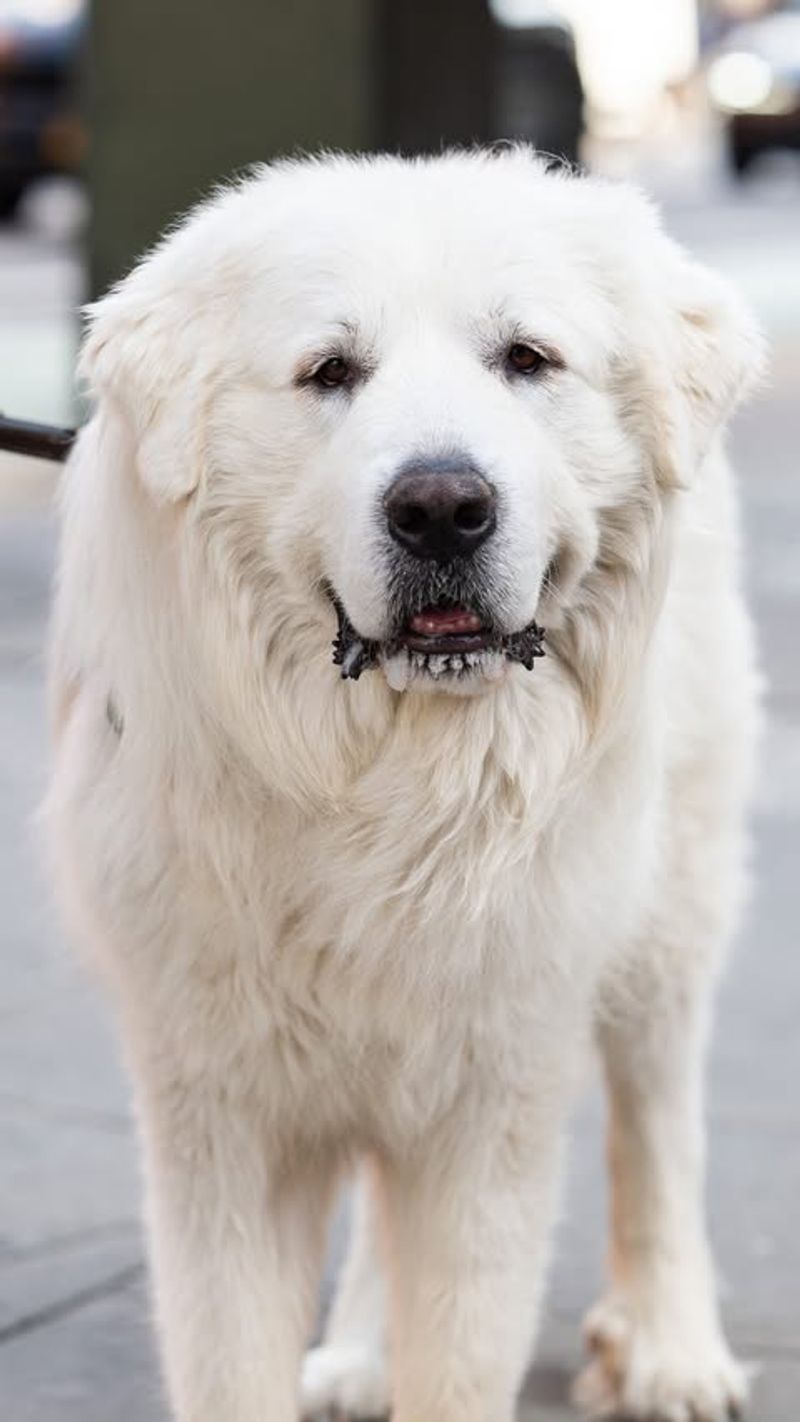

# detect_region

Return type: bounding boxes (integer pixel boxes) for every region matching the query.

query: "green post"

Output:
[88,0,376,295]
[88,0,497,296]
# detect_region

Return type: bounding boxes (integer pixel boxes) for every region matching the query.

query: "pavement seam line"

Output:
[0,1262,145,1345]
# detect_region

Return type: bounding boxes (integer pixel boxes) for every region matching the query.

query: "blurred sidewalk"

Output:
[1,164,799,1420]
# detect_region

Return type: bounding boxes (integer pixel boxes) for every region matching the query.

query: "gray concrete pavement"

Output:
[1,167,798,1420]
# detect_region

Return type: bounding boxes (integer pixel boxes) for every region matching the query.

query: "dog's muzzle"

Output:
[330,456,545,683]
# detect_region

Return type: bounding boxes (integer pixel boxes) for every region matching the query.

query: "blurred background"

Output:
[1,2,798,1418]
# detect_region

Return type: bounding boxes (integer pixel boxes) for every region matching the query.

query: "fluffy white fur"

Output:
[46,150,764,1422]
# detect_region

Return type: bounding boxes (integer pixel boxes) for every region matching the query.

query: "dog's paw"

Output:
[300,1343,391,1420]
[573,1293,751,1422]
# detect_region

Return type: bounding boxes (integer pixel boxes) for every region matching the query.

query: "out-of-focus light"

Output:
[708,52,774,111]
[0,1,83,22]
[490,0,572,26]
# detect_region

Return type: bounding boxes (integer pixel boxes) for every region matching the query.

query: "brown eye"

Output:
[507,343,547,377]
[314,356,353,390]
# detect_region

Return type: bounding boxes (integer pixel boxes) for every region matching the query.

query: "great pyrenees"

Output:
[46,150,763,1422]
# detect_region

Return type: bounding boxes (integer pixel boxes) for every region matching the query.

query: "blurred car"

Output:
[706,0,800,176]
[0,0,85,216]
[495,3,585,164]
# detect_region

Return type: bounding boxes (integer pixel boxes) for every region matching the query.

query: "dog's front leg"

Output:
[382,1092,568,1422]
[575,946,748,1421]
[302,1160,391,1418]
[134,1056,334,1422]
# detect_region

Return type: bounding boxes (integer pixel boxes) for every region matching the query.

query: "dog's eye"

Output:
[507,343,547,377]
[313,356,354,390]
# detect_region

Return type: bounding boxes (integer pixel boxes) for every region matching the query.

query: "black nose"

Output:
[384,465,497,561]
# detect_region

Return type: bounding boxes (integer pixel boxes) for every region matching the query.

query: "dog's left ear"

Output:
[79,286,211,504]
[646,244,766,489]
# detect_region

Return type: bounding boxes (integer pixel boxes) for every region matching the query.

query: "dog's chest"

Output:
[240,731,653,1024]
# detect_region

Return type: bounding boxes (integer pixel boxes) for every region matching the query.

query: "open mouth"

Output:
[329,593,545,683]
[398,605,493,656]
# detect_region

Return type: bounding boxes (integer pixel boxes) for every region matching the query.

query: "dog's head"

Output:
[81,151,763,700]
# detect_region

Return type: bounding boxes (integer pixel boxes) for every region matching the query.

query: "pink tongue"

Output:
[408,607,484,637]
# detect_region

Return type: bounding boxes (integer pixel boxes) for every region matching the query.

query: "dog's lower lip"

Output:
[400,630,492,654]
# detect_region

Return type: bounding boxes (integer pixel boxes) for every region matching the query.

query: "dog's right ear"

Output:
[648,245,766,489]
[79,286,210,504]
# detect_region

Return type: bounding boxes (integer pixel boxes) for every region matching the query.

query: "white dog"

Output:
[46,150,763,1422]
